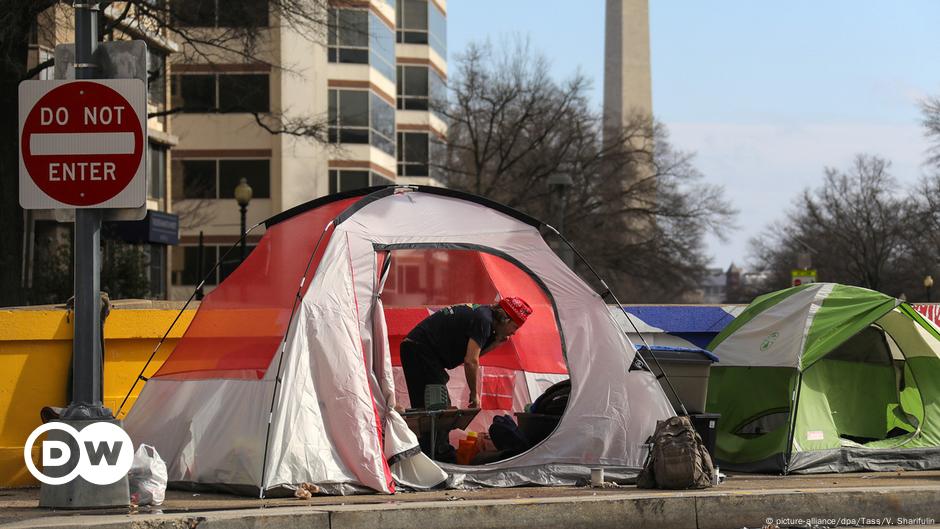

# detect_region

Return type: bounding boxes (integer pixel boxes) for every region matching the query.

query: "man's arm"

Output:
[463,339,483,409]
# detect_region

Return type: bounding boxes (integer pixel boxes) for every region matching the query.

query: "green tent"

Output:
[706,283,940,473]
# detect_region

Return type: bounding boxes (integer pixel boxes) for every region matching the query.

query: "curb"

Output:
[3,485,939,529]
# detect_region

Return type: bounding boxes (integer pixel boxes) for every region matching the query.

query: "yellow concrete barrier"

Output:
[0,304,195,488]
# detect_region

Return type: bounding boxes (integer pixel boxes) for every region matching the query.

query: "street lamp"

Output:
[546,173,574,268]
[234,177,253,262]
[925,275,934,303]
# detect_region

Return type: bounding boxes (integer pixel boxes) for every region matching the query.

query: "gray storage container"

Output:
[636,345,718,414]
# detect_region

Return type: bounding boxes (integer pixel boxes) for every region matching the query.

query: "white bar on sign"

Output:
[30,132,135,156]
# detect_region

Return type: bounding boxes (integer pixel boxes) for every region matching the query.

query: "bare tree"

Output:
[922,96,940,169]
[750,154,921,296]
[918,95,940,256]
[0,0,338,306]
[0,2,58,306]
[439,41,736,302]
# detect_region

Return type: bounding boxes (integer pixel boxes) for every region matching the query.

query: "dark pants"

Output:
[399,340,449,409]
[399,340,455,462]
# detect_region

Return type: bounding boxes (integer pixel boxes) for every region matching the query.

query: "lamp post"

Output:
[547,173,574,268]
[925,275,934,303]
[234,177,253,262]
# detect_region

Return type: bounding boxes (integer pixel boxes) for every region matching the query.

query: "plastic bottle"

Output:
[468,431,481,449]
[456,431,481,465]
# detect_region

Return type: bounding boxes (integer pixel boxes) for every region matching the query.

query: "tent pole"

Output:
[116,222,264,417]
[258,221,335,498]
[783,371,804,475]
[543,224,690,416]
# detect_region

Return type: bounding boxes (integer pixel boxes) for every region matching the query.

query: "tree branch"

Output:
[21,57,54,81]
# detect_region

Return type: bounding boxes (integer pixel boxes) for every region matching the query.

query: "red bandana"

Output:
[498,297,533,326]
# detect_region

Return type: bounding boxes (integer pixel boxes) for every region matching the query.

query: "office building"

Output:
[168,0,447,299]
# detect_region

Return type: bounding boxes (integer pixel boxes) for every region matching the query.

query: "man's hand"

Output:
[468,397,481,409]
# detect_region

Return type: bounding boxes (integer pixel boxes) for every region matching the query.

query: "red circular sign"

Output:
[21,81,143,206]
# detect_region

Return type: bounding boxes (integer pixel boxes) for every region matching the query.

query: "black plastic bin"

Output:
[689,412,720,461]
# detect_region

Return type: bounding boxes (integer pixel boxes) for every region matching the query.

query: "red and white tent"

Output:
[125,186,673,494]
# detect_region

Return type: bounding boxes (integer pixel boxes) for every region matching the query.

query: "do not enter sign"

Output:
[19,79,147,209]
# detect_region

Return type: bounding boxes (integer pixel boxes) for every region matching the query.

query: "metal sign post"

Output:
[16,2,145,508]
[68,1,107,422]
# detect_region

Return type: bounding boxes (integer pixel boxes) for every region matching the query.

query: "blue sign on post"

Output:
[107,210,178,245]
[146,210,179,245]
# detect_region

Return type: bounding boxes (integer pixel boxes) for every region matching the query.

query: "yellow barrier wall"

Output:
[0,306,194,488]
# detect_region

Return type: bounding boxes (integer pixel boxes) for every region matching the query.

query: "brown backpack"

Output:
[637,416,715,489]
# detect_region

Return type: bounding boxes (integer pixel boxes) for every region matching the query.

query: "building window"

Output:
[370,92,395,155]
[177,160,215,199]
[397,0,427,44]
[397,65,427,110]
[174,0,214,26]
[328,90,369,144]
[172,159,271,200]
[175,74,215,112]
[171,73,270,113]
[174,0,269,28]
[175,244,256,286]
[430,67,446,116]
[328,169,371,194]
[218,160,271,198]
[396,0,446,57]
[370,12,396,81]
[179,246,208,286]
[328,9,368,64]
[148,143,166,200]
[397,132,428,177]
[328,9,395,82]
[327,170,392,192]
[428,1,446,57]
[371,171,394,187]
[218,75,269,113]
[328,90,396,156]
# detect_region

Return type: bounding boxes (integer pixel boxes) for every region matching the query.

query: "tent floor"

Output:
[2,471,939,528]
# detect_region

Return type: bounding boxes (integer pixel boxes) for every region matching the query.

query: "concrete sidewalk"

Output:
[1,471,939,529]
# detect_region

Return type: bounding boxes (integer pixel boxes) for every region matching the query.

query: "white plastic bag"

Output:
[128,444,168,506]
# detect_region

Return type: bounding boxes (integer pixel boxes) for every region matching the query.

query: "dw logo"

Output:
[23,422,133,485]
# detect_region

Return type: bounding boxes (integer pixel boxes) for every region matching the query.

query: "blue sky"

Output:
[447,1,940,269]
